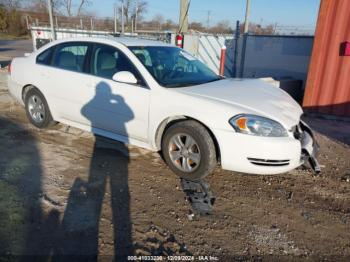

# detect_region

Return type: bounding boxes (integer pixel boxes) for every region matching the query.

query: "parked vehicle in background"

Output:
[7,37,320,180]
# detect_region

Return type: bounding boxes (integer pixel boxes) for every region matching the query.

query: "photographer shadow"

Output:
[55,81,134,261]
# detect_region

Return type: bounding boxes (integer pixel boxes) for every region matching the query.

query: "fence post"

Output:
[240,33,248,78]
[233,20,240,78]
[25,15,29,29]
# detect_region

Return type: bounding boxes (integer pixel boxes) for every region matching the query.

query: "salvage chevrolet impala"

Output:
[7,37,320,180]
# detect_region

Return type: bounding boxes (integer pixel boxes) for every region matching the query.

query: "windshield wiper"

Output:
[164,78,223,88]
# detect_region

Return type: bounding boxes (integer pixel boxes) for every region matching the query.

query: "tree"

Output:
[24,0,63,14]
[118,0,147,30]
[189,21,205,32]
[239,22,275,35]
[7,7,26,35]
[210,20,233,34]
[0,4,8,31]
[0,0,23,9]
[61,0,92,17]
[151,14,164,31]
[163,19,176,31]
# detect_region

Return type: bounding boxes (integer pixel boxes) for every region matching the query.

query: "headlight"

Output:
[229,114,288,137]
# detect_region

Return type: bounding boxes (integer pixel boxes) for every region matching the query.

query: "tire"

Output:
[162,120,217,181]
[24,88,56,129]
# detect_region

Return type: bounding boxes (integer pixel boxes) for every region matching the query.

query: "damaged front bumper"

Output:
[297,121,321,174]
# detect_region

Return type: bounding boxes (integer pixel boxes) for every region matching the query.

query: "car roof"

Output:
[49,36,173,47]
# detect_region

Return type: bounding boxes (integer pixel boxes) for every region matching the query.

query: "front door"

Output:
[80,43,150,142]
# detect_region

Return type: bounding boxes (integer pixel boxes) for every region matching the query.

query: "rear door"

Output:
[37,41,94,125]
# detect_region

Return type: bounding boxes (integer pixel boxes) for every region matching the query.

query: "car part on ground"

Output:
[180,178,215,215]
[162,120,217,181]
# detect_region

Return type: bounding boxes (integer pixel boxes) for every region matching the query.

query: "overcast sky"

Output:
[92,0,320,29]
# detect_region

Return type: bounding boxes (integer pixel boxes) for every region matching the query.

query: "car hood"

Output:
[176,78,303,128]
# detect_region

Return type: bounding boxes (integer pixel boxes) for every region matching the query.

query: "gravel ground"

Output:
[0,71,349,261]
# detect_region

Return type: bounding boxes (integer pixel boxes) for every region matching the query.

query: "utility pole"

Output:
[273,22,277,35]
[179,0,189,33]
[121,0,125,34]
[135,1,138,32]
[240,0,251,78]
[206,10,211,31]
[114,4,118,33]
[243,0,250,33]
[47,0,56,40]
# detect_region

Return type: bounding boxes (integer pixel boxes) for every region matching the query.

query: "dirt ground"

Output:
[0,71,349,261]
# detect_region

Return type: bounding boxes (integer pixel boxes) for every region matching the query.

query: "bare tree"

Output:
[189,21,205,32]
[0,0,23,9]
[24,0,63,14]
[61,0,91,16]
[163,19,177,31]
[118,0,147,30]
[210,20,233,34]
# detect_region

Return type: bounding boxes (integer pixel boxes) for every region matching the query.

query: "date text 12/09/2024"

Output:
[127,255,219,261]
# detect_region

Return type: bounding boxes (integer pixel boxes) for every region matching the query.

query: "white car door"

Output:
[79,43,150,142]
[38,42,94,126]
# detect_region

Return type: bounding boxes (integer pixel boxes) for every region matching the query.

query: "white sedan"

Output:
[7,37,320,180]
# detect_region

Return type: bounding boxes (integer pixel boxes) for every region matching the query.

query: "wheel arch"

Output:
[154,115,221,161]
[22,84,38,102]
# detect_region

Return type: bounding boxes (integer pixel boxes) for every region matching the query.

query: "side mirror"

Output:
[112,71,138,85]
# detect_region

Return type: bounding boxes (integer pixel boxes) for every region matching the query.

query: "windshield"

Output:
[129,46,221,87]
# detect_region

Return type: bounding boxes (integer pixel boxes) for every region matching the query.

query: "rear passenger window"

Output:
[36,48,53,65]
[53,43,89,72]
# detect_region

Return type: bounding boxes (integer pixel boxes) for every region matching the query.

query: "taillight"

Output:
[7,61,11,75]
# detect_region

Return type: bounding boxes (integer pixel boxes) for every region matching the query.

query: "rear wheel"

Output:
[24,88,56,128]
[162,120,217,181]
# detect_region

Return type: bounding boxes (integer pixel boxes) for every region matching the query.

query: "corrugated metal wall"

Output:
[303,0,350,117]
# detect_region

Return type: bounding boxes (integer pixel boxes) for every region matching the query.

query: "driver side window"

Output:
[90,44,144,86]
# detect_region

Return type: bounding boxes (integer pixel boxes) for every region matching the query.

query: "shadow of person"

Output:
[0,117,59,261]
[56,81,134,261]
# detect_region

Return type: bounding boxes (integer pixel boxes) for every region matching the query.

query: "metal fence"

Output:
[227,34,314,83]
[30,26,172,50]
[180,34,234,74]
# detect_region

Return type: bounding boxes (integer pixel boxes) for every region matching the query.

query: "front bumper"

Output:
[214,122,320,175]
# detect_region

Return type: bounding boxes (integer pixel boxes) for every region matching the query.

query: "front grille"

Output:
[248,158,290,167]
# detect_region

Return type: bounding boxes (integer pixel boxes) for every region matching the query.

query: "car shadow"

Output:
[54,81,135,261]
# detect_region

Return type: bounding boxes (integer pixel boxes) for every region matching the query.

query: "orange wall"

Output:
[303,0,350,116]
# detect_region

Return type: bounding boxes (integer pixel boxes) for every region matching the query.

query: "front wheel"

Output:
[162,120,217,181]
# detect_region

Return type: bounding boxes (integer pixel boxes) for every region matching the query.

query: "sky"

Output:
[92,0,321,29]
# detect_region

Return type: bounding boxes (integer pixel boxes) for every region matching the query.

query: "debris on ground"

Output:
[180,179,215,215]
